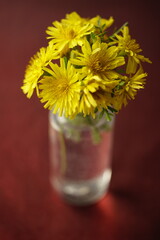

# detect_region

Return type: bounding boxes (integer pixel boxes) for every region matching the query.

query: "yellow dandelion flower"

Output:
[21,13,151,121]
[78,75,114,118]
[39,59,81,118]
[62,11,88,26]
[112,26,152,73]
[21,43,57,98]
[71,40,125,79]
[46,20,93,55]
[90,16,114,30]
[112,67,147,110]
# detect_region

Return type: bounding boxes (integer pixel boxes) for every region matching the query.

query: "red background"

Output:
[1,0,160,239]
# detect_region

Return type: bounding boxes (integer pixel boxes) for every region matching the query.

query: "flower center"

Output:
[57,79,69,94]
[123,39,141,53]
[88,53,107,73]
[66,29,76,39]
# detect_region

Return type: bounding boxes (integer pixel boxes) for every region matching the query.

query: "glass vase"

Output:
[49,112,114,206]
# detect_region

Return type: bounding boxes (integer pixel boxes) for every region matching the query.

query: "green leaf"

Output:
[110,22,129,38]
[91,32,97,41]
[101,24,106,30]
[99,110,104,119]
[106,113,112,121]
[94,25,101,29]
[119,81,125,86]
[108,106,118,113]
[63,56,68,69]
[115,80,126,91]
[104,109,113,122]
[98,31,107,37]
[97,17,101,27]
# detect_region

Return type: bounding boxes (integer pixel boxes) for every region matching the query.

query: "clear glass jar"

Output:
[49,112,115,206]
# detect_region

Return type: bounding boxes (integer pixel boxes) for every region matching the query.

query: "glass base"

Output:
[51,169,112,206]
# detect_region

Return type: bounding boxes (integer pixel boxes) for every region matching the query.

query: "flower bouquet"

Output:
[21,12,151,205]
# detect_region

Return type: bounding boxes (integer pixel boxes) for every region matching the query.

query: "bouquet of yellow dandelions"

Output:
[21,12,151,121]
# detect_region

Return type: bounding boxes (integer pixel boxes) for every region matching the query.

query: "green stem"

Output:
[110,22,128,38]
[58,131,67,175]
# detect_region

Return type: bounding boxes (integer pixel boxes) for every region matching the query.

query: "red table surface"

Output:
[1,1,160,240]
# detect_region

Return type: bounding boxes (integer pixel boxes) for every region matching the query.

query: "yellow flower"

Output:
[39,59,81,118]
[112,26,152,73]
[90,16,114,30]
[62,11,88,26]
[112,67,147,110]
[46,20,93,56]
[21,12,151,120]
[77,75,114,118]
[21,43,57,98]
[71,40,125,79]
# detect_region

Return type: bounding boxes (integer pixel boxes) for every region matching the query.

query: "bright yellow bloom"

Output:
[112,26,152,73]
[62,12,88,26]
[90,16,114,30]
[46,20,93,56]
[112,67,147,110]
[39,59,81,118]
[21,44,57,98]
[21,12,151,120]
[71,40,125,79]
[78,75,114,118]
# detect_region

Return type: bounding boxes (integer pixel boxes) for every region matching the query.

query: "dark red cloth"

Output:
[1,1,160,239]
